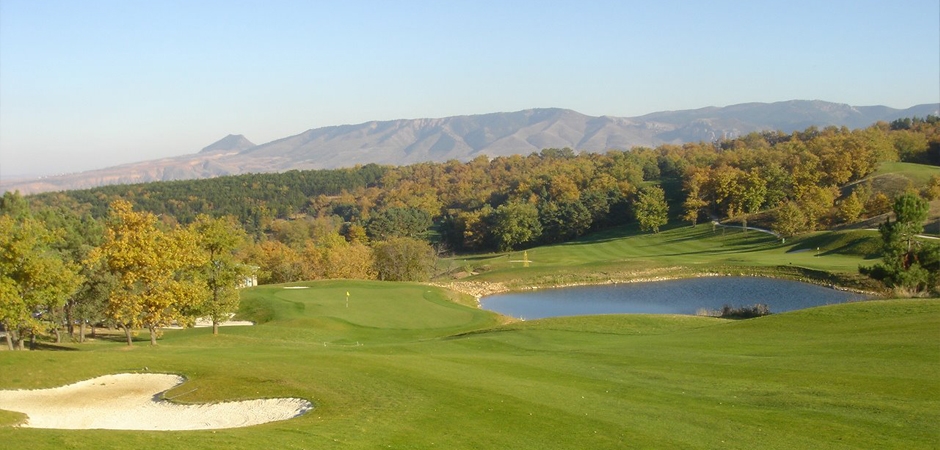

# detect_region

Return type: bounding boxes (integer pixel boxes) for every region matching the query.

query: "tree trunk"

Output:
[149,325,158,345]
[53,326,61,344]
[79,321,86,343]
[3,321,13,351]
[123,325,133,346]
[66,302,75,338]
[16,331,25,350]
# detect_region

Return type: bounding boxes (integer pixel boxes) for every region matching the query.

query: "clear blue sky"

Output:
[2,0,938,178]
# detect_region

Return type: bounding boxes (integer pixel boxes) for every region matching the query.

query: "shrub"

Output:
[722,303,771,319]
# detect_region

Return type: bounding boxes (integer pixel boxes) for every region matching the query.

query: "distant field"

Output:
[446,223,883,290]
[1,281,936,449]
[873,161,940,188]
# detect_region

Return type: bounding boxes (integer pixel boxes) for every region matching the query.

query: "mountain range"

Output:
[4,100,937,195]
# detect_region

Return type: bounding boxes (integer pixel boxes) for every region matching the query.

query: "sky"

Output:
[1,0,938,179]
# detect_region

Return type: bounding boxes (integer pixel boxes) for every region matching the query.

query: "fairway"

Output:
[1,279,937,449]
[449,223,886,291]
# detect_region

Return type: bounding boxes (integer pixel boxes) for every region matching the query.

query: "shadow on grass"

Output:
[91,333,145,344]
[787,231,882,258]
[558,224,643,245]
[22,342,80,351]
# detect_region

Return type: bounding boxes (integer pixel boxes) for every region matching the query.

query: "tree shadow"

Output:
[91,333,142,344]
[26,342,80,351]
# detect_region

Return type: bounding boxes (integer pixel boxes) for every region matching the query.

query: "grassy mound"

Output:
[1,279,937,449]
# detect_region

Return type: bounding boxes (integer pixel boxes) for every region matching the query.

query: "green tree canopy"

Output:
[634,186,669,233]
[860,193,935,295]
[0,214,81,350]
[190,215,249,335]
[491,202,542,252]
[373,237,436,282]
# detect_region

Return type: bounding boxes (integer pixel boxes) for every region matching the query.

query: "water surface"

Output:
[479,277,869,319]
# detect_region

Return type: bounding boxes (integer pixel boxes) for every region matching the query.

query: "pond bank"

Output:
[479,276,873,319]
[432,265,882,304]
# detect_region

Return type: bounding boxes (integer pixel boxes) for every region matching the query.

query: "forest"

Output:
[2,116,939,349]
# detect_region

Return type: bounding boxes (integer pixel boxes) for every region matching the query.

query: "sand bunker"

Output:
[0,373,312,430]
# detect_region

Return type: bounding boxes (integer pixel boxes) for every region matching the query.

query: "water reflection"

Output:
[480,277,869,319]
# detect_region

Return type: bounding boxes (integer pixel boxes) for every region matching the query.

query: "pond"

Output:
[479,277,870,319]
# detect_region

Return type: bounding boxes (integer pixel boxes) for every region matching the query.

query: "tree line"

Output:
[4,117,939,348]
[0,195,250,349]
[30,117,940,247]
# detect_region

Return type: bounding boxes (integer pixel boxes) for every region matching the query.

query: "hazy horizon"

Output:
[2,0,938,179]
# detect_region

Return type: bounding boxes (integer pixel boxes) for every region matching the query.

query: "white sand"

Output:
[163,318,254,329]
[0,373,313,430]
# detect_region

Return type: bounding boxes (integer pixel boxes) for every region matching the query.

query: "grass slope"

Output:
[872,162,940,190]
[1,279,937,449]
[450,224,882,290]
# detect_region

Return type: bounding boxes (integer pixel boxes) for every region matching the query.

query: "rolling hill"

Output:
[3,100,937,194]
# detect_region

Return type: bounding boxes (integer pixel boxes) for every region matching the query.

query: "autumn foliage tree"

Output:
[89,200,207,345]
[0,213,82,350]
[373,237,436,282]
[18,117,938,266]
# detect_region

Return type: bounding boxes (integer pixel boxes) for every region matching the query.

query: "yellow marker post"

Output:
[346,291,350,308]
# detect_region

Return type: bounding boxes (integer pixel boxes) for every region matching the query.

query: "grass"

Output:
[444,223,883,291]
[0,282,937,449]
[1,209,938,448]
[873,161,940,189]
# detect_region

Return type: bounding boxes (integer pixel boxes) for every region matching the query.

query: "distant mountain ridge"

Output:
[199,134,255,154]
[4,100,937,195]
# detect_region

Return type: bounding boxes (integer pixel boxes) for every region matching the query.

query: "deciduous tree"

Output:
[89,200,207,345]
[0,215,81,350]
[246,240,306,284]
[633,186,669,233]
[681,168,709,226]
[771,201,807,238]
[190,215,248,335]
[373,237,436,282]
[860,193,933,295]
[838,191,864,224]
[491,202,542,251]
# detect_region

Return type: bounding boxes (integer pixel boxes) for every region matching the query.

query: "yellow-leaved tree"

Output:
[88,200,207,345]
[0,214,82,350]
